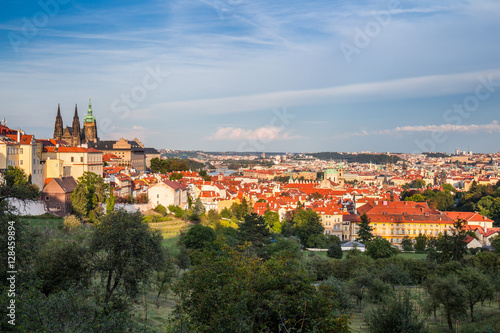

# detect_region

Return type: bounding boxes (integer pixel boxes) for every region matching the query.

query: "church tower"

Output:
[83,98,98,143]
[71,104,81,146]
[53,104,63,140]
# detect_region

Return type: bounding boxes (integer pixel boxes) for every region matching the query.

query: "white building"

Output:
[148,180,188,209]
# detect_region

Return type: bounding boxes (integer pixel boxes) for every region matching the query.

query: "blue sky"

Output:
[1,0,499,153]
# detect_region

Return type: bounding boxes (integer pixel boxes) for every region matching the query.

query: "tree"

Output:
[327,242,343,259]
[170,242,350,332]
[33,239,91,296]
[414,233,428,251]
[91,210,164,304]
[365,237,397,259]
[71,172,108,219]
[291,209,324,245]
[491,234,500,253]
[181,224,216,250]
[106,191,115,214]
[402,236,413,251]
[424,275,467,331]
[457,267,494,322]
[0,166,39,201]
[263,210,281,233]
[206,209,221,225]
[356,212,374,244]
[348,272,373,312]
[238,213,270,250]
[220,207,232,219]
[365,291,427,333]
[192,197,205,221]
[437,219,468,263]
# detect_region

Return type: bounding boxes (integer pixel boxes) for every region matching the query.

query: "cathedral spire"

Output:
[72,104,81,145]
[84,97,96,123]
[53,104,63,140]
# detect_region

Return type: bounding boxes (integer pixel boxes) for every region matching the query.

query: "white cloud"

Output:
[336,121,500,139]
[207,126,299,141]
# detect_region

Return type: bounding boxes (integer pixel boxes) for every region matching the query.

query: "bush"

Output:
[327,242,343,259]
[154,204,167,216]
[365,291,427,333]
[63,215,82,231]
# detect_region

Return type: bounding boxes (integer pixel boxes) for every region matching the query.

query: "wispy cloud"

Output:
[335,121,500,139]
[207,126,299,140]
[155,69,500,115]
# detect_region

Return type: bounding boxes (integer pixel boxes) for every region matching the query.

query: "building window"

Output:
[71,157,74,162]
[20,160,23,165]
[80,157,83,162]
[45,196,50,201]
[20,148,23,154]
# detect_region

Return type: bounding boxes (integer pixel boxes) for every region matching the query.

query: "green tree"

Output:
[291,209,324,245]
[424,275,467,331]
[457,267,494,322]
[414,234,428,251]
[366,236,397,259]
[402,236,413,251]
[192,197,206,221]
[106,191,115,214]
[0,166,39,200]
[327,242,343,259]
[170,242,350,332]
[150,157,163,173]
[220,207,232,219]
[33,239,91,296]
[238,213,270,249]
[437,219,468,263]
[71,172,108,219]
[356,212,374,244]
[91,210,164,305]
[365,291,427,333]
[206,209,221,225]
[170,172,183,181]
[181,224,216,250]
[491,234,500,253]
[348,272,373,312]
[263,210,281,233]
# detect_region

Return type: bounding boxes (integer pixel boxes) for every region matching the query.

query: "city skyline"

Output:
[1,0,499,153]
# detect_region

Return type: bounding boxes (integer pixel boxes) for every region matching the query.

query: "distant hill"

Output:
[311,152,403,164]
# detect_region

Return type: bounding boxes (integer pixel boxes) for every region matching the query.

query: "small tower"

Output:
[71,104,81,146]
[53,104,63,140]
[83,97,99,143]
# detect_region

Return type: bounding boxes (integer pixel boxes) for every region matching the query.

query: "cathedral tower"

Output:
[71,104,81,146]
[83,98,98,143]
[53,104,63,140]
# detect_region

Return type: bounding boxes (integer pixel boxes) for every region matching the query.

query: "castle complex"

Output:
[53,98,98,146]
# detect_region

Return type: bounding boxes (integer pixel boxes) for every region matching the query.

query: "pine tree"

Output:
[356,212,374,244]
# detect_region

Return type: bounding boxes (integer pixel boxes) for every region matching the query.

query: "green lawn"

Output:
[305,251,428,260]
[21,218,64,235]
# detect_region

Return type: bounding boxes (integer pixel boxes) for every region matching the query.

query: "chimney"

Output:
[17,130,20,143]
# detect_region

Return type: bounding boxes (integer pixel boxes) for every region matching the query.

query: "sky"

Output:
[0,0,499,153]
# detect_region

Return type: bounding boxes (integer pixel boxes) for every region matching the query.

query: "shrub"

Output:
[63,215,82,231]
[154,204,167,216]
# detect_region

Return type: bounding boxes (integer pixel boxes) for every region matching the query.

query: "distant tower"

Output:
[71,104,81,146]
[53,104,63,140]
[83,97,98,143]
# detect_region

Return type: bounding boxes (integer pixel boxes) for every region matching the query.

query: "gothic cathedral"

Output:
[53,98,99,146]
